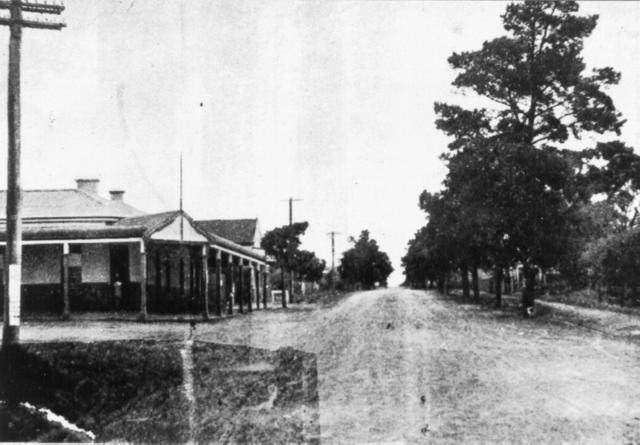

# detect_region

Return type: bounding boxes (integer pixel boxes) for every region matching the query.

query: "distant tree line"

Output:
[261,222,326,306]
[261,224,393,299]
[338,230,393,290]
[402,1,640,315]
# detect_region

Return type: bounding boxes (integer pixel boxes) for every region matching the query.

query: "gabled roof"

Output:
[202,229,264,260]
[118,211,265,260]
[0,189,144,221]
[196,218,259,246]
[114,210,182,237]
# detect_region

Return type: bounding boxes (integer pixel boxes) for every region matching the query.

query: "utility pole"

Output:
[179,151,183,240]
[287,197,302,226]
[1,0,65,347]
[327,231,340,290]
[280,197,302,304]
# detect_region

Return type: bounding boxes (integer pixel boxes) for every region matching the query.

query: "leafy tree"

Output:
[436,1,623,149]
[402,226,436,289]
[556,141,640,289]
[339,230,393,290]
[583,229,640,306]
[416,190,477,297]
[582,141,640,223]
[261,222,309,307]
[291,250,326,283]
[432,1,631,314]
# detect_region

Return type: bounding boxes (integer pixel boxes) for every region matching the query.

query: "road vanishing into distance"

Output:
[20,288,640,443]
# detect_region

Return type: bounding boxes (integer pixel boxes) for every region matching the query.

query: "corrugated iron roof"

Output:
[0,189,144,220]
[0,191,266,261]
[196,218,258,246]
[115,210,180,236]
[0,225,146,241]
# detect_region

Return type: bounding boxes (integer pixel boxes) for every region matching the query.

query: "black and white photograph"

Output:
[1,0,640,443]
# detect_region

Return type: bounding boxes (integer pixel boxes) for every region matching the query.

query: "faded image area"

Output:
[1,339,320,443]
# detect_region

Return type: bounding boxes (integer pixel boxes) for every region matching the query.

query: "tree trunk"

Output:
[472,265,480,302]
[280,264,287,309]
[289,270,295,304]
[522,265,536,317]
[437,274,445,294]
[494,266,503,308]
[460,264,470,300]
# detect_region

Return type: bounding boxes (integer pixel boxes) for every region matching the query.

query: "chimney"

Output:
[75,178,100,195]
[109,190,125,201]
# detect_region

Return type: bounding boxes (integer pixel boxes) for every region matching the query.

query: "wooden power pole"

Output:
[282,197,301,303]
[1,0,64,346]
[287,197,302,226]
[327,231,340,290]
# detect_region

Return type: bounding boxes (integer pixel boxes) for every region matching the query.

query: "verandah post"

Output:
[138,240,147,321]
[226,253,233,315]
[237,257,244,314]
[202,244,210,321]
[61,242,70,320]
[262,265,269,309]
[255,262,261,310]
[247,262,255,313]
[215,248,222,316]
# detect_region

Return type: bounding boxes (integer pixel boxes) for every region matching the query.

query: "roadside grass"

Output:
[442,287,640,341]
[442,284,640,318]
[444,289,522,313]
[0,340,320,443]
[539,288,640,317]
[0,340,187,442]
[296,290,353,307]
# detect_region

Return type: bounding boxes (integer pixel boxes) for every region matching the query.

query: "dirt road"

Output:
[198,288,640,443]
[18,288,640,443]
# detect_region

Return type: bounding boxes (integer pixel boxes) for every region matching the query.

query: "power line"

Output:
[2,0,65,347]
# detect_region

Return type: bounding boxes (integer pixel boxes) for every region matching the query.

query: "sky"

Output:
[0,1,637,285]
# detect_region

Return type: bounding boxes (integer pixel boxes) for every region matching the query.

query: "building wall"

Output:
[22,244,61,284]
[81,243,110,283]
[20,242,142,285]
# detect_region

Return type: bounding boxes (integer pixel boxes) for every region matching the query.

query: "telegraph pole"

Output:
[285,197,302,226]
[281,197,302,303]
[1,0,65,346]
[327,231,340,290]
[179,151,183,240]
